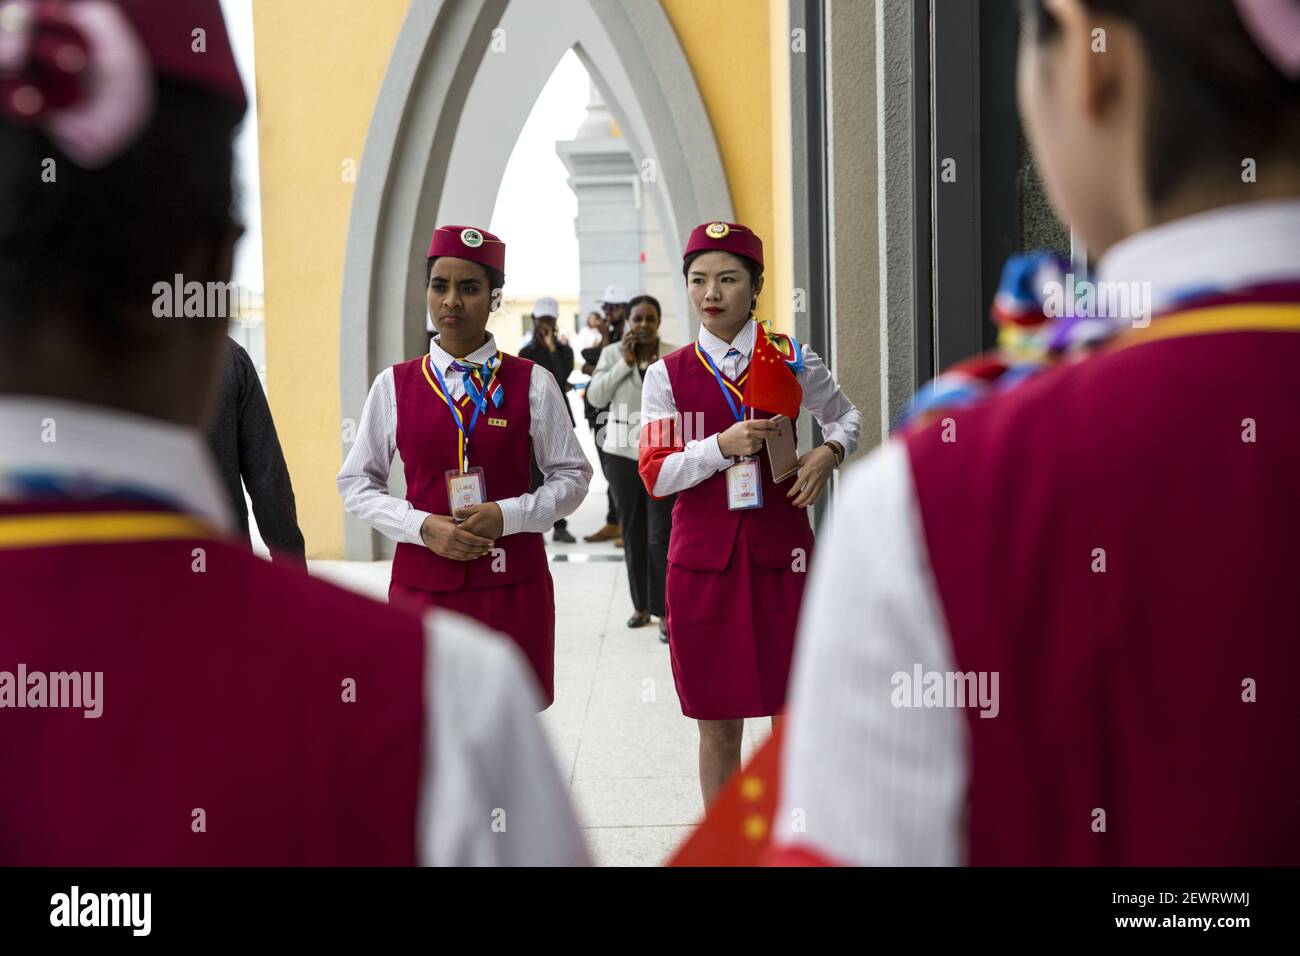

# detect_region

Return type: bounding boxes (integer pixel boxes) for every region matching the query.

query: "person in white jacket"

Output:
[587,295,678,641]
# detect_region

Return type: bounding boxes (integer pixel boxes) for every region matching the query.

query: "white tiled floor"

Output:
[301,407,773,866]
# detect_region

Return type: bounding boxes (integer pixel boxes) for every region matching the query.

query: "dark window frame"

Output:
[927,0,1025,373]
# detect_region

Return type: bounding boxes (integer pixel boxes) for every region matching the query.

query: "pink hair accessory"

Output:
[1235,0,1300,80]
[0,0,154,169]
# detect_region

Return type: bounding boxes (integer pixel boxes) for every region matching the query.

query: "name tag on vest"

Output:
[488,417,508,427]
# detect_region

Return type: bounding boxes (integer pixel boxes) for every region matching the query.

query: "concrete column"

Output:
[821,0,920,457]
[824,0,882,454]
[556,83,643,319]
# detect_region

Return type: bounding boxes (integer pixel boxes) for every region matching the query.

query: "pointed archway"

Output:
[339,0,732,558]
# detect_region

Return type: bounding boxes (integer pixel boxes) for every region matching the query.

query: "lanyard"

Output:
[0,510,213,550]
[695,344,749,423]
[423,354,494,473]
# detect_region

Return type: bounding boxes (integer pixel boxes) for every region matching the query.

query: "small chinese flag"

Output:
[669,722,786,867]
[742,330,802,420]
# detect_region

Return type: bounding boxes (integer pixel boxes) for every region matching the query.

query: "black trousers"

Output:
[605,453,674,616]
[586,394,618,526]
[596,447,618,525]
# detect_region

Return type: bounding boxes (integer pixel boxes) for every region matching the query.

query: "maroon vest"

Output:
[0,499,424,865]
[662,343,814,572]
[905,296,1300,865]
[391,351,547,591]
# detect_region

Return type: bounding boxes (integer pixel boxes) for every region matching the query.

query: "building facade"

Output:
[253,0,1065,558]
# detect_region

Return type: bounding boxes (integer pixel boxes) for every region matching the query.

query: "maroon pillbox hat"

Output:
[684,221,764,271]
[427,224,506,276]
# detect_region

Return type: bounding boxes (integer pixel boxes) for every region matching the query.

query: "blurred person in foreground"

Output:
[0,0,585,866]
[768,0,1300,865]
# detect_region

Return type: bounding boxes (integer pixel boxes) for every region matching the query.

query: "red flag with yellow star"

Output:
[668,723,786,866]
[742,328,803,420]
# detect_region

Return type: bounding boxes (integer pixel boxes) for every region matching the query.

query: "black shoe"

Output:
[552,527,576,544]
[658,619,669,643]
[627,611,652,628]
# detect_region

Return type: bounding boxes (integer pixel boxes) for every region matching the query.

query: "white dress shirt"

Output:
[772,198,1300,866]
[1,397,589,866]
[639,320,863,497]
[337,333,592,542]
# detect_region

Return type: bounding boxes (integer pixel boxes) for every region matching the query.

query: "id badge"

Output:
[725,458,763,511]
[446,466,486,517]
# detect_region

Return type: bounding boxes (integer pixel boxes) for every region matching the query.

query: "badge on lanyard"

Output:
[725,459,763,511]
[697,343,766,511]
[423,354,493,517]
[446,466,487,514]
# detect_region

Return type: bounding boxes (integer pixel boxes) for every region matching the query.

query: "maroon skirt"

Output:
[389,570,556,710]
[664,523,809,720]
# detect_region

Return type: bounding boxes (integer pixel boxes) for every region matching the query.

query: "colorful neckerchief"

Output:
[450,354,503,411]
[896,251,1300,432]
[759,321,806,373]
[422,353,491,473]
[896,252,1136,432]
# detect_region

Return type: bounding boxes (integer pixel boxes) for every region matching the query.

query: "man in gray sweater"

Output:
[206,338,307,568]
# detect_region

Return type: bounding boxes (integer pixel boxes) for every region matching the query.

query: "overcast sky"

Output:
[490,50,588,297]
[219,1,587,298]
[218,0,261,292]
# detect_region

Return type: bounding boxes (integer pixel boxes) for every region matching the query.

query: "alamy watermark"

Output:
[1041,273,1154,329]
[0,664,103,718]
[595,406,707,449]
[890,664,999,718]
[151,274,258,319]
[50,886,150,936]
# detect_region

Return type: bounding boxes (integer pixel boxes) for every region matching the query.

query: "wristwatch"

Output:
[825,441,845,467]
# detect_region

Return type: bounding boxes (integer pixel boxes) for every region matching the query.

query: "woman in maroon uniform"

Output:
[339,225,592,709]
[638,221,862,804]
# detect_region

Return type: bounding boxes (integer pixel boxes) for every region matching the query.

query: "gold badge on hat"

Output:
[705,222,731,239]
[460,228,484,248]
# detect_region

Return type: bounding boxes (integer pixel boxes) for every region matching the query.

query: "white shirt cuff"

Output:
[820,425,855,460]
[704,433,731,471]
[496,497,523,537]
[403,508,432,545]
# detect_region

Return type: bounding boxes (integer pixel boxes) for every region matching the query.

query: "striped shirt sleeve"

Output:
[772,439,967,865]
[638,358,730,499]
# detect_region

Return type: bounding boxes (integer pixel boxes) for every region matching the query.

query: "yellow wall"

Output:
[660,0,791,335]
[256,0,788,556]
[253,0,409,558]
